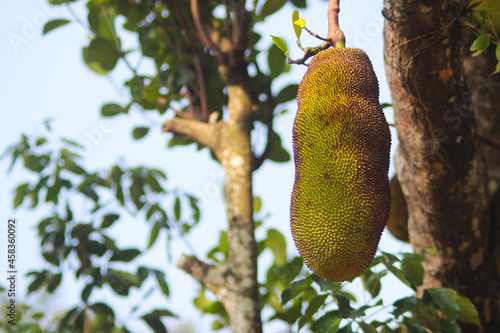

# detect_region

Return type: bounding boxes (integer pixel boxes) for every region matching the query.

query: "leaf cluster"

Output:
[2,129,201,332]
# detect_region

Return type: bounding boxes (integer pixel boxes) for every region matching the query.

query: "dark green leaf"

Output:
[36,137,48,146]
[276,84,299,104]
[107,269,141,296]
[91,302,115,317]
[281,278,311,305]
[142,309,177,333]
[268,133,290,163]
[132,127,150,140]
[290,0,306,8]
[153,270,170,297]
[310,274,342,292]
[422,288,460,321]
[358,322,378,333]
[71,224,94,239]
[439,318,461,333]
[361,269,385,298]
[392,296,417,318]
[311,310,342,333]
[83,37,120,75]
[110,248,141,262]
[14,183,30,208]
[101,103,129,117]
[82,283,94,302]
[334,294,352,318]
[101,213,119,229]
[401,257,424,288]
[401,322,427,333]
[42,19,71,35]
[46,273,62,293]
[174,196,181,221]
[298,294,328,329]
[148,221,161,249]
[27,271,48,294]
[260,0,287,18]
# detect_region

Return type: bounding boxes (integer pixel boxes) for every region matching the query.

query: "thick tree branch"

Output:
[162,117,220,152]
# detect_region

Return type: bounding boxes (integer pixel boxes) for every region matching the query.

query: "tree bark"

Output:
[383,0,498,330]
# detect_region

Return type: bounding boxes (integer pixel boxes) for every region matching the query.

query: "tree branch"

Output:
[191,0,222,57]
[162,117,220,152]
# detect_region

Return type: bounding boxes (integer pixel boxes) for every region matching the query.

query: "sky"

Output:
[0,0,412,332]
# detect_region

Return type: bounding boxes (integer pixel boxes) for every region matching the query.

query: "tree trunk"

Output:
[383,0,499,330]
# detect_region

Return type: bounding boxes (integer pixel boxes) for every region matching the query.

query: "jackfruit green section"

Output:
[291,47,391,282]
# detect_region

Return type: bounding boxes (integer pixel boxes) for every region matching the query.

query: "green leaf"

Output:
[361,269,385,298]
[358,322,378,333]
[334,294,353,318]
[174,196,181,221]
[470,33,491,56]
[148,221,161,249]
[46,273,62,293]
[42,19,71,35]
[14,183,30,208]
[298,294,328,329]
[392,296,417,318]
[152,270,170,297]
[260,0,287,18]
[268,43,287,78]
[496,44,500,61]
[142,309,177,333]
[110,248,141,262]
[101,103,129,117]
[311,310,342,333]
[266,228,287,265]
[281,278,311,305]
[107,269,141,296]
[291,0,307,9]
[268,133,291,163]
[454,294,480,326]
[493,61,500,75]
[271,35,288,57]
[36,137,48,146]
[83,37,120,75]
[422,288,460,321]
[132,127,150,140]
[100,214,119,228]
[276,84,299,105]
[401,257,424,288]
[310,274,342,292]
[292,10,301,39]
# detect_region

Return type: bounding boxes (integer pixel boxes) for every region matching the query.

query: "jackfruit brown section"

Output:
[291,48,391,281]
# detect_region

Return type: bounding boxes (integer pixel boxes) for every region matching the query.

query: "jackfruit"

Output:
[290,47,391,282]
[386,174,409,243]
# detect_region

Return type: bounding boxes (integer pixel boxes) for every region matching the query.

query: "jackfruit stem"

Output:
[327,0,346,47]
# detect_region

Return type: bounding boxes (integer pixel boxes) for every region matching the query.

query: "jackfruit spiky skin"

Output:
[291,47,391,282]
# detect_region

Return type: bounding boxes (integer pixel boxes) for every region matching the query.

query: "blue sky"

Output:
[1,1,412,331]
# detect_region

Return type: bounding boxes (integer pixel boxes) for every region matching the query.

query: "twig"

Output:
[191,0,222,57]
[288,0,344,65]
